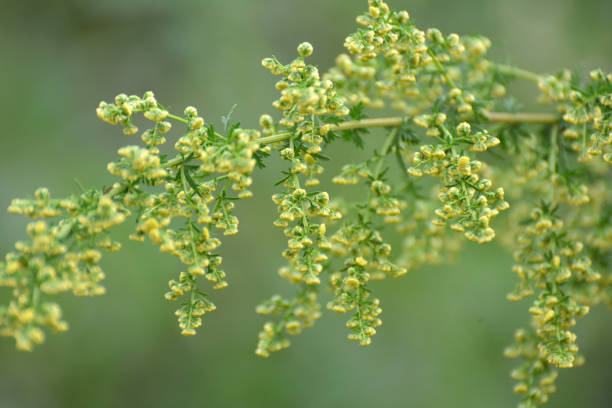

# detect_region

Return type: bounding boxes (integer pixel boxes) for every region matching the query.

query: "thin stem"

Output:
[167,113,189,124]
[103,182,130,198]
[30,276,40,309]
[549,126,558,175]
[334,117,405,131]
[211,178,231,217]
[493,63,542,84]
[257,112,559,145]
[258,132,292,144]
[439,124,454,143]
[186,275,197,332]
[548,125,559,203]
[374,127,399,178]
[394,143,409,176]
[289,133,309,229]
[363,127,400,224]
[485,111,558,124]
[427,49,459,89]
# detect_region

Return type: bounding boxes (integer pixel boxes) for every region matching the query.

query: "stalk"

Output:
[257,111,559,145]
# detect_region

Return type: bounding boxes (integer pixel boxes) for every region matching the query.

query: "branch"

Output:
[484,111,558,124]
[257,111,559,145]
[492,63,542,84]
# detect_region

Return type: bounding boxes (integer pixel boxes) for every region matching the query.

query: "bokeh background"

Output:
[1,0,611,407]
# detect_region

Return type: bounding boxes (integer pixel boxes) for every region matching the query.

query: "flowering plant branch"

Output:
[2,1,611,406]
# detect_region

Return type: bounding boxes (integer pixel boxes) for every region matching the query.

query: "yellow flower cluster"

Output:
[262,43,349,129]
[568,182,612,295]
[255,288,320,357]
[8,187,74,218]
[2,5,611,406]
[327,1,511,245]
[330,191,406,278]
[255,143,340,357]
[0,188,128,350]
[328,226,390,346]
[407,136,508,242]
[395,198,462,272]
[327,0,500,118]
[165,271,217,336]
[177,106,260,196]
[504,328,570,407]
[493,120,611,407]
[493,131,591,210]
[343,0,424,104]
[539,69,612,164]
[328,128,407,346]
[332,162,370,185]
[273,187,337,284]
[97,91,171,136]
[255,44,352,357]
[99,95,261,336]
[107,145,168,183]
[508,203,596,370]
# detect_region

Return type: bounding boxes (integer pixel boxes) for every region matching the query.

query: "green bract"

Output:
[1,1,611,407]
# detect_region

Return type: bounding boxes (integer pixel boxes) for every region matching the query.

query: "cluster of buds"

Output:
[563,76,612,164]
[537,71,572,104]
[272,185,336,286]
[538,69,612,164]
[332,1,426,113]
[8,187,75,219]
[255,44,353,356]
[426,33,495,118]
[195,127,260,195]
[408,128,508,243]
[130,176,229,335]
[262,43,348,130]
[328,131,407,346]
[255,289,320,357]
[333,161,405,225]
[255,143,340,357]
[0,188,129,350]
[330,269,382,346]
[97,91,170,136]
[395,198,462,272]
[324,54,382,109]
[494,117,612,407]
[574,186,612,306]
[260,44,344,184]
[504,328,568,407]
[173,105,207,154]
[369,179,404,223]
[508,203,597,373]
[454,121,500,152]
[0,301,67,352]
[551,173,590,206]
[328,226,391,346]
[344,0,424,95]
[494,128,590,208]
[97,94,263,336]
[329,0,501,119]
[107,145,168,183]
[332,162,371,185]
[165,271,216,336]
[1,7,610,407]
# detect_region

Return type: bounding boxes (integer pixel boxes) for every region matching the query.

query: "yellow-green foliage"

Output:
[1,1,611,406]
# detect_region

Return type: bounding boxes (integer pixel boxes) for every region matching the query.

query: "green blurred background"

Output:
[1,0,611,407]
